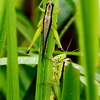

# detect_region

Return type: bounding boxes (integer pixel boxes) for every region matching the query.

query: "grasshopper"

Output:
[50,53,72,100]
[26,0,63,55]
[49,38,74,100]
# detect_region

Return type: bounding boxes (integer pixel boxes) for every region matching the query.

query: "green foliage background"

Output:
[0,0,100,100]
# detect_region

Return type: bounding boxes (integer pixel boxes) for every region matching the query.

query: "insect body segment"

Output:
[50,54,66,100]
[52,54,66,81]
[50,53,73,100]
[26,1,63,55]
[42,2,54,55]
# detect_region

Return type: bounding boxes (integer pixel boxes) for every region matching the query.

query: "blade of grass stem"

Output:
[59,14,77,39]
[61,60,80,100]
[0,56,38,65]
[35,0,60,100]
[77,0,99,100]
[6,0,19,99]
[16,9,34,30]
[16,20,34,42]
[0,0,6,57]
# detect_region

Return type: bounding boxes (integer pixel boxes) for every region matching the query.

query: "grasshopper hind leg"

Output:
[51,26,64,52]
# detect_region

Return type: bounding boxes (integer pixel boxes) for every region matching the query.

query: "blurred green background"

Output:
[0,0,100,100]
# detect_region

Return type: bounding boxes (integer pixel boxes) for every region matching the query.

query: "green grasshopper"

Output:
[50,53,73,100]
[50,38,74,100]
[26,0,63,55]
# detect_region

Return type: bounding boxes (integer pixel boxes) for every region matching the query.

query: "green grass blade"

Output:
[16,9,34,30]
[35,32,55,100]
[6,0,19,100]
[16,9,36,43]
[17,20,34,42]
[0,56,38,65]
[77,0,99,100]
[61,59,80,100]
[59,14,77,39]
[35,0,60,100]
[0,0,6,57]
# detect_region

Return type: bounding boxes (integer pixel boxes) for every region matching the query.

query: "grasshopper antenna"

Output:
[65,36,73,58]
[71,48,79,52]
[66,37,73,51]
[65,36,79,58]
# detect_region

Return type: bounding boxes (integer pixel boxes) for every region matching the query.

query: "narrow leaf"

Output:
[61,59,80,100]
[6,0,19,99]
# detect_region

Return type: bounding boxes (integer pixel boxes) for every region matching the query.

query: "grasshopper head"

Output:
[53,54,66,63]
[46,1,54,12]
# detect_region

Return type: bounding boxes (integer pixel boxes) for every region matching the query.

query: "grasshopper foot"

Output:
[60,48,64,52]
[25,49,30,54]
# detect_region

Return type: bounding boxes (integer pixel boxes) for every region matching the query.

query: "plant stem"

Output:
[35,0,60,100]
[77,0,99,100]
[7,0,19,100]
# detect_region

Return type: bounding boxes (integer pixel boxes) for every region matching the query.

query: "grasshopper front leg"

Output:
[26,1,45,54]
[26,26,43,54]
[38,0,45,12]
[53,9,61,14]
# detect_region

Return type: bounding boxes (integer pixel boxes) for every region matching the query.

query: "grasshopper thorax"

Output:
[53,54,66,63]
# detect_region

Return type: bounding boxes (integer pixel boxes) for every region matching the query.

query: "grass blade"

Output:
[6,0,19,99]
[35,0,60,100]
[77,0,99,100]
[0,0,6,57]
[61,59,80,100]
[59,14,77,39]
